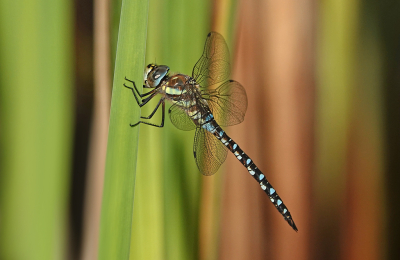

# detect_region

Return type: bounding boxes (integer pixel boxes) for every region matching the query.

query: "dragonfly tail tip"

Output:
[289,219,298,232]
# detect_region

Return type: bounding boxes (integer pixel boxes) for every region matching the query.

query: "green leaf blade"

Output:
[98,1,149,259]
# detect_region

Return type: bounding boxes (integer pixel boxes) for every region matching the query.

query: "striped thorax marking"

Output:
[165,86,182,95]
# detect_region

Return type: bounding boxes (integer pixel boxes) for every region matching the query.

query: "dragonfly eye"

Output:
[144,64,169,88]
[144,64,155,84]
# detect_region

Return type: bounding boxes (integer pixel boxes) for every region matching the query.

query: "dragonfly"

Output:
[124,32,298,231]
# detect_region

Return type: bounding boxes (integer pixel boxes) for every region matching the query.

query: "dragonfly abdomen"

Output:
[208,120,298,231]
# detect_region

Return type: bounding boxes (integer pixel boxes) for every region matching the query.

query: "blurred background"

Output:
[0,0,399,260]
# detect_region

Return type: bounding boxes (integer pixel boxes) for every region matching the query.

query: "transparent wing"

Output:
[168,104,196,131]
[193,127,228,176]
[192,32,230,88]
[203,80,248,126]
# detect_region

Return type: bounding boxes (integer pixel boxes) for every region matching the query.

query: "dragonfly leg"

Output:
[123,77,156,107]
[130,101,165,128]
[124,77,153,97]
[124,83,157,107]
[140,98,164,119]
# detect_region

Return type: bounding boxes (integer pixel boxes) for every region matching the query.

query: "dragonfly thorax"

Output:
[161,74,201,104]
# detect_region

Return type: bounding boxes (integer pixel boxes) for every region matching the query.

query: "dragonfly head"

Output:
[144,64,169,88]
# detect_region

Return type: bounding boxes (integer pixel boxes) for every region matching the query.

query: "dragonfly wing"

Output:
[193,127,228,176]
[205,80,248,126]
[168,104,196,131]
[192,32,230,88]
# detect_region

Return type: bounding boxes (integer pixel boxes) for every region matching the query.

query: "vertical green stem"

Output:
[98,0,149,259]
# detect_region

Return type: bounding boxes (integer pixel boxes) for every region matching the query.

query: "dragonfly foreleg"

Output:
[124,77,154,98]
[124,78,156,107]
[130,100,165,128]
[124,83,158,107]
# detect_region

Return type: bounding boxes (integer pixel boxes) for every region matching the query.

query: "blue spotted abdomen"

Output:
[204,120,298,231]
